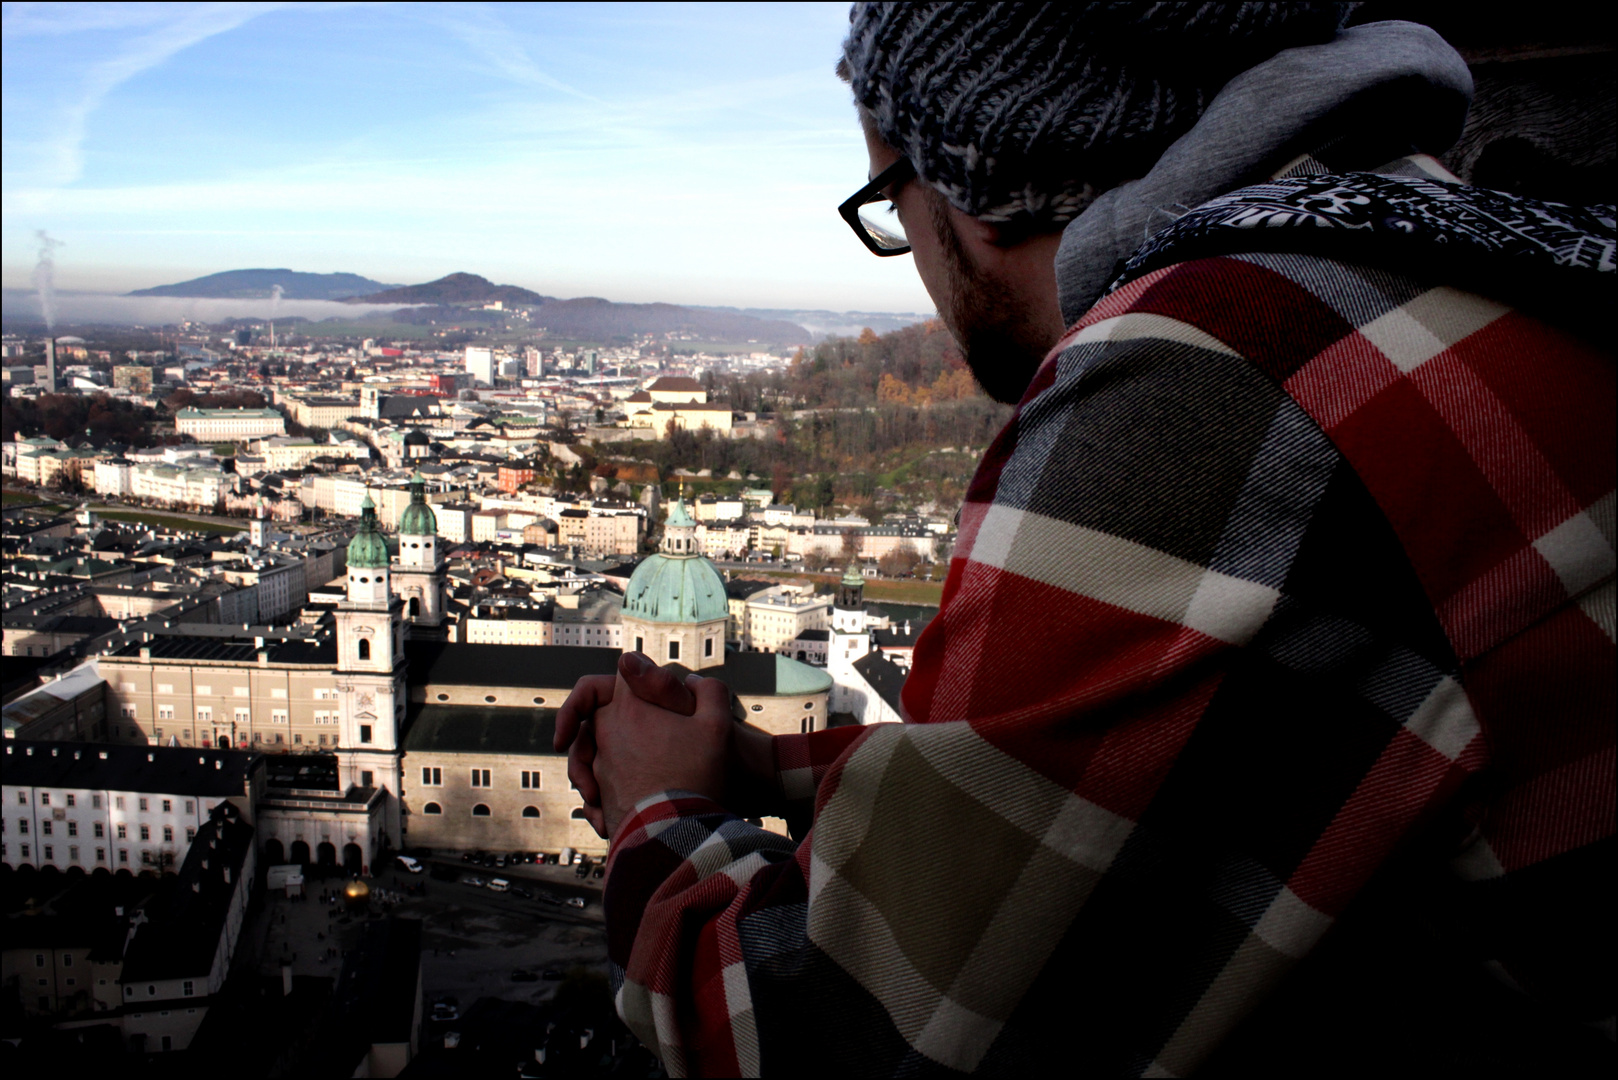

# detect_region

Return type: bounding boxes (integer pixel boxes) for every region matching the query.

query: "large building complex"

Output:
[5,491,834,875]
[174,407,286,441]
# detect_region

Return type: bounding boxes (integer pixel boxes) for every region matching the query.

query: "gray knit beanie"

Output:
[842,2,1356,228]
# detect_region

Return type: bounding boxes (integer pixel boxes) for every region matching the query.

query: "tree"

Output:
[802,545,835,573]
[879,547,923,578]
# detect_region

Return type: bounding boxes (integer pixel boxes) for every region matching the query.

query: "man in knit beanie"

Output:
[563,5,1614,1075]
[838,2,1356,402]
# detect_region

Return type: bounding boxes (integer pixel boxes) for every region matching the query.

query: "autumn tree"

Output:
[879,547,923,578]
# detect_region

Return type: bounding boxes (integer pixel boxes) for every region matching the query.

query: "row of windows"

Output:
[419,802,582,820]
[149,706,291,723]
[3,843,181,865]
[421,768,543,789]
[14,793,193,814]
[3,820,192,842]
[630,636,716,661]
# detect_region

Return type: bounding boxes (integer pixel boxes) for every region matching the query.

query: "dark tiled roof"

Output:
[107,635,337,666]
[1,741,258,797]
[402,703,557,754]
[120,803,253,981]
[405,641,619,691]
[853,650,907,715]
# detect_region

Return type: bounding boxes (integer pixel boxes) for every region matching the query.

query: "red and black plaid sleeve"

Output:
[603,249,1612,1076]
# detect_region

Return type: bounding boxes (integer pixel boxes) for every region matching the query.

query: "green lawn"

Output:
[94,509,244,534]
[738,568,944,606]
[2,490,41,504]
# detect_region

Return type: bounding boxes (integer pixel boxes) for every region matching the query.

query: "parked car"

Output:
[430,1000,459,1021]
[536,891,562,906]
[461,851,482,863]
[542,969,564,981]
[564,897,586,909]
[510,969,539,982]
[395,855,423,874]
[511,886,534,900]
[591,865,605,881]
[575,862,590,878]
[488,878,510,893]
[461,875,487,888]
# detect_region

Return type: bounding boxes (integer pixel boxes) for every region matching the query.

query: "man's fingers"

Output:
[568,726,601,808]
[618,651,697,715]
[686,673,733,718]
[555,674,615,751]
[579,804,606,839]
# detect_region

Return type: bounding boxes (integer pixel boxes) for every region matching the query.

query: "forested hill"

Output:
[129,269,396,300]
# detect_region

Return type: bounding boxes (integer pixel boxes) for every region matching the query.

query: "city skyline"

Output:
[0,2,933,314]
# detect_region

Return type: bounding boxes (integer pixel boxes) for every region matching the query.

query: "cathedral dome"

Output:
[624,497,727,624]
[397,472,437,537]
[346,495,391,569]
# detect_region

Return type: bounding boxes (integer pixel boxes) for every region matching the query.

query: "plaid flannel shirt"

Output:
[605,171,1615,1076]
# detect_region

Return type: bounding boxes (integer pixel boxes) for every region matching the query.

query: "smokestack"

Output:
[44,338,56,393]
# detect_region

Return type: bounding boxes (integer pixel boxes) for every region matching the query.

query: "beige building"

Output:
[744,592,831,653]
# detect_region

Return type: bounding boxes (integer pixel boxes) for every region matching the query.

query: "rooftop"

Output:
[1,740,259,797]
[120,803,253,981]
[403,703,557,754]
[405,640,619,691]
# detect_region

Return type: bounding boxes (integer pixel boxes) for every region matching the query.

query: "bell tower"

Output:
[828,563,872,717]
[392,472,446,632]
[332,494,405,845]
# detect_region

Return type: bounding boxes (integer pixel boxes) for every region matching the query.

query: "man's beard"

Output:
[933,198,1052,406]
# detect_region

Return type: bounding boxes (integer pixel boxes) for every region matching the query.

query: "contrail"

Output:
[33,230,64,332]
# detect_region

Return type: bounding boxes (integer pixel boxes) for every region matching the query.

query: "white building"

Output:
[464,346,495,387]
[0,741,260,874]
[174,408,286,441]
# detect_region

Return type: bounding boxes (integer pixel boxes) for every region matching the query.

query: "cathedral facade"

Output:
[95,493,832,871]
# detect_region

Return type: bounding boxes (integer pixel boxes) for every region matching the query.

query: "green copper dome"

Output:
[397,472,437,536]
[624,553,728,623]
[625,499,725,623]
[347,495,391,569]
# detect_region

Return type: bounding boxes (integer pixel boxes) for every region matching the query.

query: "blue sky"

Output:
[1,1,932,312]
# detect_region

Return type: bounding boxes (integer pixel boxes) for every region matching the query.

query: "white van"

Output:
[488,878,510,892]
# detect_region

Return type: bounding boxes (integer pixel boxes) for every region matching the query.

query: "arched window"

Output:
[472,804,491,817]
[408,597,420,617]
[357,638,370,660]
[422,802,442,815]
[522,806,540,818]
[570,807,588,820]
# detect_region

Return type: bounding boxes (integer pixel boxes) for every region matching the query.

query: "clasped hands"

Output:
[554,651,779,840]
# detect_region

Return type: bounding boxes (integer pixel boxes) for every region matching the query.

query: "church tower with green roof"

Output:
[828,562,873,716]
[333,493,406,847]
[392,472,446,633]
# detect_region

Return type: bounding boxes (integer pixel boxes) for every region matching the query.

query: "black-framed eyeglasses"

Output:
[839,157,915,256]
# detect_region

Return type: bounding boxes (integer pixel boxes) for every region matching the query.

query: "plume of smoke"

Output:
[269,283,283,350]
[33,230,64,332]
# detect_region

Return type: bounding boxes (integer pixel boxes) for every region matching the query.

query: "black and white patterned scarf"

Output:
[1113,172,1615,333]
